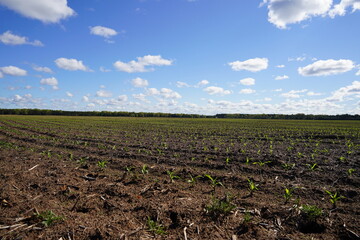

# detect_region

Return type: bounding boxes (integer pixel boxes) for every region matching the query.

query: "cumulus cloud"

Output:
[197,80,209,87]
[40,77,58,86]
[82,96,89,102]
[131,77,148,88]
[89,26,117,38]
[96,90,112,98]
[329,0,360,18]
[356,69,360,76]
[281,89,308,98]
[0,0,75,23]
[263,0,332,29]
[114,55,173,73]
[176,81,190,88]
[133,93,148,102]
[99,66,111,72]
[0,65,27,76]
[0,31,43,46]
[0,71,3,78]
[33,66,53,73]
[239,78,255,86]
[229,58,268,72]
[327,81,360,101]
[66,91,73,97]
[55,58,90,71]
[117,95,128,102]
[204,86,231,95]
[146,87,181,99]
[239,88,256,94]
[298,59,355,76]
[276,64,285,68]
[275,75,289,80]
[307,91,322,96]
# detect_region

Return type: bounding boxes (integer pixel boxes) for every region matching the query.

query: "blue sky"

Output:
[1,0,360,115]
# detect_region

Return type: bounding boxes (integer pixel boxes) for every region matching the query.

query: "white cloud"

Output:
[229,58,268,72]
[0,0,75,23]
[0,65,27,76]
[275,75,289,80]
[204,86,231,95]
[176,81,190,88]
[0,31,43,46]
[33,66,53,73]
[264,97,272,101]
[356,69,360,76]
[274,88,283,92]
[66,91,73,97]
[239,88,256,94]
[327,81,360,101]
[131,77,149,87]
[276,64,285,68]
[145,87,181,99]
[133,93,148,102]
[197,79,209,87]
[146,88,160,96]
[114,55,173,73]
[118,95,128,102]
[288,56,306,62]
[160,88,182,99]
[99,66,111,72]
[89,26,117,38]
[298,59,355,76]
[40,77,58,86]
[82,96,89,102]
[55,58,90,71]
[263,0,332,29]
[281,89,308,98]
[329,0,360,18]
[0,71,3,78]
[96,90,112,97]
[307,91,322,96]
[239,77,255,86]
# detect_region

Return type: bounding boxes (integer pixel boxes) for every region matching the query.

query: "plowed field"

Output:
[0,116,359,239]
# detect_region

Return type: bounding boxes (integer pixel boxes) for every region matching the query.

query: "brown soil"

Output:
[0,116,359,240]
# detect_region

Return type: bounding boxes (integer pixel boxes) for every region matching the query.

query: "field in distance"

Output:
[0,115,359,239]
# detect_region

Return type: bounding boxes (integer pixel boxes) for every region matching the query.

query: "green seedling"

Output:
[204,174,223,192]
[347,168,355,176]
[147,217,166,235]
[187,174,201,186]
[205,194,236,218]
[325,190,345,208]
[167,171,180,183]
[225,157,231,165]
[35,210,63,227]
[247,179,259,196]
[307,163,318,171]
[282,163,295,170]
[141,164,149,174]
[300,205,323,222]
[97,160,107,169]
[283,187,294,203]
[253,160,271,167]
[243,211,252,225]
[125,166,135,172]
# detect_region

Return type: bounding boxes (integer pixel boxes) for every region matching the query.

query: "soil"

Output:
[0,116,359,240]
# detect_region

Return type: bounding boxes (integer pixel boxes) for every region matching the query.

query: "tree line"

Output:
[0,108,359,120]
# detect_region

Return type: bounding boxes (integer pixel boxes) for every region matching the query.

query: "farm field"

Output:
[0,115,359,240]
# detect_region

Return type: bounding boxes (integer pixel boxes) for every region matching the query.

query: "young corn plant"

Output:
[167,171,180,183]
[97,160,107,170]
[204,174,223,193]
[347,168,355,176]
[283,187,294,204]
[187,174,201,187]
[247,179,259,196]
[141,164,149,175]
[325,190,345,208]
